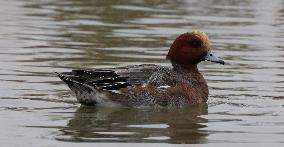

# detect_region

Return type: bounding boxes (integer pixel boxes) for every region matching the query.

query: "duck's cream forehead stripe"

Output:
[192,30,207,35]
[192,30,208,39]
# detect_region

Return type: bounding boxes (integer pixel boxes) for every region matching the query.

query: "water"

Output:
[0,0,283,146]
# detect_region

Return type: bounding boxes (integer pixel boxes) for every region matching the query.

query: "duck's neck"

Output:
[172,63,199,73]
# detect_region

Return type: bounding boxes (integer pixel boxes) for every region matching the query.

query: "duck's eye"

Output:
[187,39,202,48]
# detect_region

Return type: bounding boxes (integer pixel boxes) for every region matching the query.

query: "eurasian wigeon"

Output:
[56,30,224,108]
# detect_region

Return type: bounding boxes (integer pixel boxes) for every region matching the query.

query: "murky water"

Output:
[0,0,284,146]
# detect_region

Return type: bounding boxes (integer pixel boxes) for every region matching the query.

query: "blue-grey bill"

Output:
[204,50,225,65]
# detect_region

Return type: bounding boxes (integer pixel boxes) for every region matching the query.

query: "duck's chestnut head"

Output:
[167,31,224,66]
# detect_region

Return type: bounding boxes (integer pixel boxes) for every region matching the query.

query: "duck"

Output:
[56,30,224,108]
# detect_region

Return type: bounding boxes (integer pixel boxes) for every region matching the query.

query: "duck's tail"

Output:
[56,72,98,105]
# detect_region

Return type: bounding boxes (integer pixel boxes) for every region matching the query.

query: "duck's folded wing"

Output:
[56,64,160,92]
[114,64,160,85]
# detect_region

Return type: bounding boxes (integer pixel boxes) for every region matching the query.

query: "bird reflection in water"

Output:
[56,104,208,144]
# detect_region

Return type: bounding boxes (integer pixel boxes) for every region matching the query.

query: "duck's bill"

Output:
[204,50,225,65]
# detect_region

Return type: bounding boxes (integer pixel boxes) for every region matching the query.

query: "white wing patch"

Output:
[158,85,171,89]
